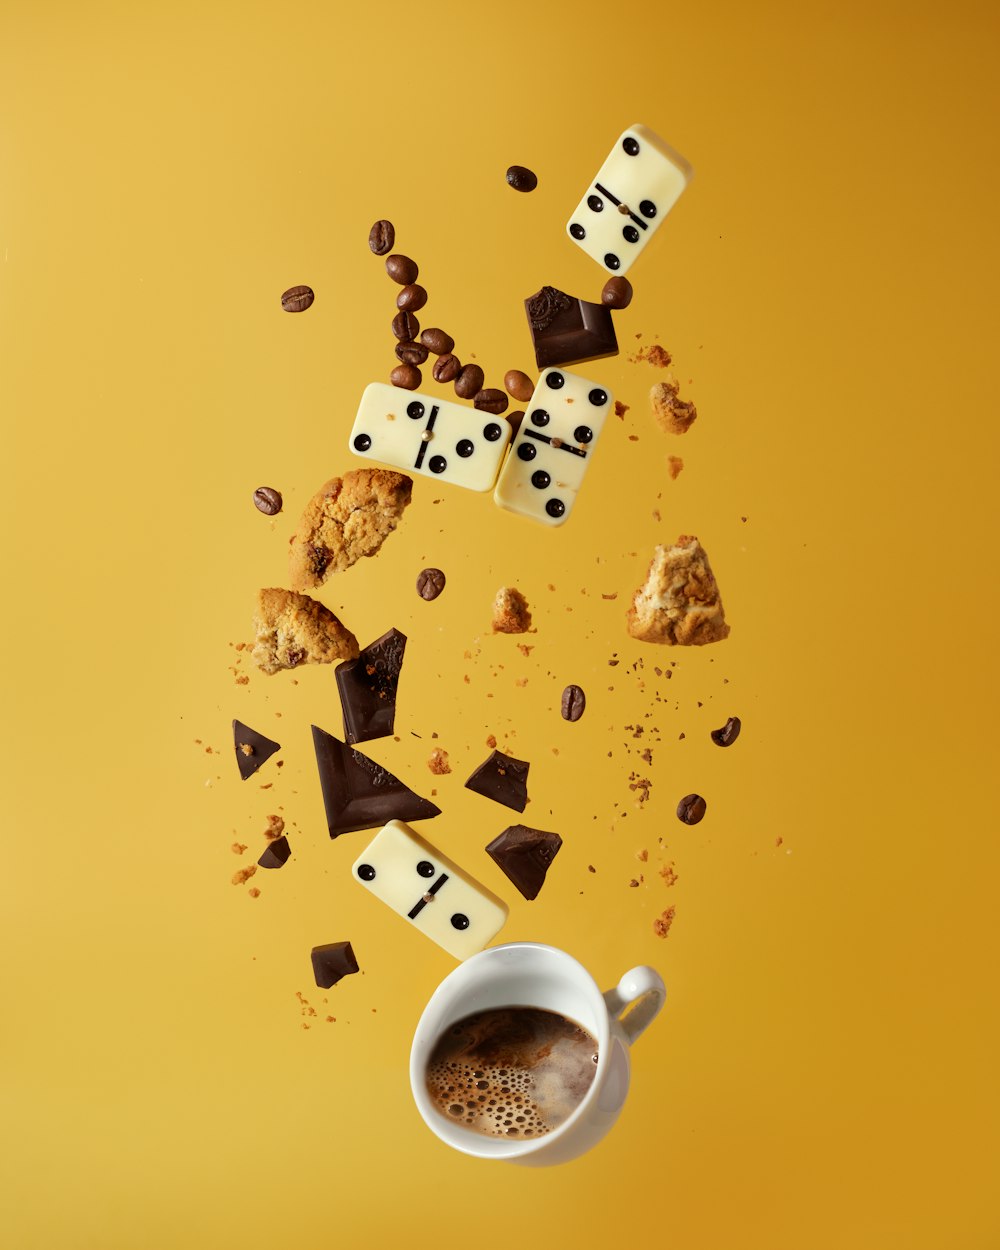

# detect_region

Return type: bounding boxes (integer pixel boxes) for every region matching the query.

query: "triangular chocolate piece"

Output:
[311,725,440,838]
[310,941,359,989]
[335,628,407,743]
[233,719,281,781]
[485,824,562,900]
[464,750,530,812]
[524,285,618,370]
[258,836,292,869]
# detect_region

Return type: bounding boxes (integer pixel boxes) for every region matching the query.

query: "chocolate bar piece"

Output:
[310,941,359,989]
[335,628,406,743]
[485,824,562,901]
[232,720,281,781]
[258,836,291,869]
[524,285,618,370]
[464,750,530,813]
[312,724,441,838]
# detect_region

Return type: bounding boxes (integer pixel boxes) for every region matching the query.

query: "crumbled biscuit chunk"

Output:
[650,378,697,435]
[427,748,451,775]
[252,588,359,675]
[667,456,684,479]
[492,587,532,634]
[626,537,730,646]
[653,906,676,938]
[288,469,413,591]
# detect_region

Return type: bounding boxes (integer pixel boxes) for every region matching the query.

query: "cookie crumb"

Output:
[427,748,451,775]
[232,865,258,886]
[615,400,629,419]
[231,842,247,855]
[653,906,676,938]
[492,587,532,634]
[650,378,697,435]
[667,455,684,479]
[264,814,285,841]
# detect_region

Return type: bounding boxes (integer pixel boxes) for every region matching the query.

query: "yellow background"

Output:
[2,1,998,1246]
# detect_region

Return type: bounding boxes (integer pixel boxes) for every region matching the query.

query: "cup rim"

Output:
[409,942,611,1159]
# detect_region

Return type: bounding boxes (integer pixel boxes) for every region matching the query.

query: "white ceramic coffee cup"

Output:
[409,942,665,1165]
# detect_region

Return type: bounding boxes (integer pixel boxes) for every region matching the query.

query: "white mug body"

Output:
[409,942,664,1165]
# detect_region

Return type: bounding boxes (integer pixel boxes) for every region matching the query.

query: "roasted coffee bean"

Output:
[432,353,462,383]
[416,568,447,601]
[420,328,455,355]
[390,363,422,390]
[253,486,283,516]
[369,219,395,255]
[710,716,742,747]
[506,165,538,193]
[281,285,314,313]
[392,310,420,341]
[506,410,525,437]
[473,388,508,415]
[561,684,586,722]
[396,283,428,312]
[601,276,633,309]
[395,340,429,366]
[503,369,534,401]
[385,254,419,285]
[676,793,707,825]
[454,363,485,399]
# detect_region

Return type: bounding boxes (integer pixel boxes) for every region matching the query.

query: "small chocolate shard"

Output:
[312,725,440,838]
[524,285,618,370]
[486,824,562,900]
[232,720,281,781]
[335,628,407,743]
[310,941,359,989]
[464,750,530,813]
[258,835,291,869]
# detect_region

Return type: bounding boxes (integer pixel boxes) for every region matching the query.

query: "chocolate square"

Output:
[335,628,407,744]
[310,941,359,989]
[464,749,530,812]
[486,824,562,900]
[257,835,291,869]
[233,720,281,781]
[312,724,440,838]
[525,285,618,370]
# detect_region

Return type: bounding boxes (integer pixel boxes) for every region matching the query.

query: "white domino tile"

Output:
[352,819,508,961]
[493,367,613,526]
[350,383,512,492]
[566,124,692,276]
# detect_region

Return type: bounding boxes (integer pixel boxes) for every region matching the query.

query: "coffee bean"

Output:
[416,568,447,601]
[506,410,524,437]
[676,794,707,825]
[601,276,633,309]
[390,363,422,390]
[561,685,586,722]
[420,328,455,355]
[395,340,429,366]
[506,165,538,193]
[396,284,428,312]
[432,353,462,383]
[454,363,485,399]
[281,285,314,313]
[253,486,283,516]
[710,716,742,747]
[473,388,508,414]
[503,369,534,401]
[385,254,419,285]
[392,311,420,341]
[369,219,395,255]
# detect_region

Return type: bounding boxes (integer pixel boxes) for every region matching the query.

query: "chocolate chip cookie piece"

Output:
[252,588,360,675]
[288,469,413,592]
[626,537,730,645]
[491,587,532,634]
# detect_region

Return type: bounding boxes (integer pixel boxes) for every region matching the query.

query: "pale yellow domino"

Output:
[352,819,508,960]
[349,382,512,492]
[566,123,693,276]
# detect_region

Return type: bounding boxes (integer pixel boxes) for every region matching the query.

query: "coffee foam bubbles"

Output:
[424,1007,599,1139]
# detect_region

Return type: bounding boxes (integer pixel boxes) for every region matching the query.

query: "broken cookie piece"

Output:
[492,587,532,634]
[626,537,730,645]
[650,377,697,435]
[289,468,413,592]
[252,588,359,675]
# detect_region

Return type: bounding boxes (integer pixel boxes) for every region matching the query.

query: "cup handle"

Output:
[602,966,666,1046]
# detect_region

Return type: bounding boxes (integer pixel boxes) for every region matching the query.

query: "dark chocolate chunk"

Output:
[252,486,283,515]
[258,835,291,869]
[464,750,530,813]
[486,824,562,900]
[335,628,407,743]
[561,685,586,722]
[506,165,538,193]
[311,725,440,838]
[310,941,359,989]
[524,285,618,370]
[281,284,314,312]
[233,720,281,781]
[710,716,742,747]
[676,793,707,825]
